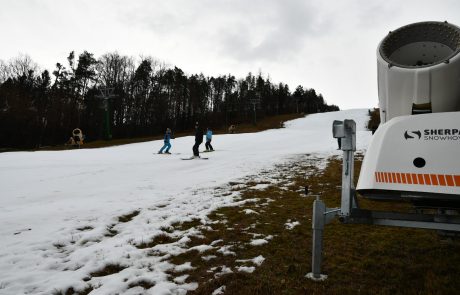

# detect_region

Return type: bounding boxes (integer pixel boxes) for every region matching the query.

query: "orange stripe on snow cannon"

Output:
[417,174,425,185]
[406,173,413,184]
[454,175,460,186]
[424,174,431,185]
[446,175,455,186]
[375,172,460,187]
[401,173,407,184]
[438,175,447,186]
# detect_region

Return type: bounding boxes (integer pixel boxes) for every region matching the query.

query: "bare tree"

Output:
[0,59,8,83]
[97,52,135,87]
[8,54,39,78]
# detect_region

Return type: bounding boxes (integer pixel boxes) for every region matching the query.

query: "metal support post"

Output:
[306,197,328,281]
[335,120,356,217]
[307,119,356,281]
[96,87,117,140]
[249,98,260,125]
[306,119,460,281]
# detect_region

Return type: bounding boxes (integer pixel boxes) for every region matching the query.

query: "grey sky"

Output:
[1,0,459,109]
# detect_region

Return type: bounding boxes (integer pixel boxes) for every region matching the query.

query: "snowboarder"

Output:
[158,128,172,154]
[205,127,214,151]
[193,122,203,157]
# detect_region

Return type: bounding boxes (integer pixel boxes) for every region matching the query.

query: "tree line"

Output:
[0,52,339,149]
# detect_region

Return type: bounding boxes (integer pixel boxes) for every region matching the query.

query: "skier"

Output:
[158,128,172,154]
[193,122,203,158]
[205,127,214,151]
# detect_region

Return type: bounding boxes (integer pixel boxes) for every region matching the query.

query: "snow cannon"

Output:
[357,21,460,204]
[72,128,84,147]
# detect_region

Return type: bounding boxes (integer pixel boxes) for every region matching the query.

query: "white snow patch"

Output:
[236,266,256,273]
[250,183,270,190]
[174,262,195,272]
[250,239,269,246]
[217,245,236,256]
[236,255,265,266]
[173,274,189,284]
[242,209,259,215]
[210,239,223,246]
[189,244,214,253]
[214,266,233,278]
[285,220,300,230]
[202,255,217,261]
[253,255,265,266]
[212,285,226,295]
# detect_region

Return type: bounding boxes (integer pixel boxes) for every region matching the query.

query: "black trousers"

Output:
[193,142,201,156]
[205,140,213,151]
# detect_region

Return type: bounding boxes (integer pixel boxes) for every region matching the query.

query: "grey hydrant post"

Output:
[309,197,326,280]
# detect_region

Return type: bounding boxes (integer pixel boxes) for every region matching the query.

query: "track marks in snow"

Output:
[44,153,325,294]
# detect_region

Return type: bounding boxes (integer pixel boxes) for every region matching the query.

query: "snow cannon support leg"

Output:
[306,119,356,281]
[306,197,341,281]
[307,197,327,280]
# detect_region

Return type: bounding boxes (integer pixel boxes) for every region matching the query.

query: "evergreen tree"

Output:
[0,53,340,149]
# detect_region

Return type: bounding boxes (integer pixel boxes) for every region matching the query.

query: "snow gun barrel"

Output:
[377,21,460,123]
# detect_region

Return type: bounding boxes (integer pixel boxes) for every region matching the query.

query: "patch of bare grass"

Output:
[128,279,155,290]
[104,224,118,237]
[135,233,178,249]
[160,156,460,295]
[118,210,140,223]
[76,226,93,231]
[171,218,202,231]
[89,264,126,277]
[52,285,93,295]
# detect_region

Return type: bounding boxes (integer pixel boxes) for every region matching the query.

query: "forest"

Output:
[0,52,339,149]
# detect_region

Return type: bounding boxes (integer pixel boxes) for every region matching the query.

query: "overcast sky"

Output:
[1,0,459,109]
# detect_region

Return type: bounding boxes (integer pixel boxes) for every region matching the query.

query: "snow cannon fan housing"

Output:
[378,21,460,121]
[357,21,460,203]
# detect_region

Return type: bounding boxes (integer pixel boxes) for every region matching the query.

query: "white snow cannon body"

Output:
[357,21,460,204]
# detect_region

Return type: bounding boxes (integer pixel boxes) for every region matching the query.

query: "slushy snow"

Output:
[0,109,371,294]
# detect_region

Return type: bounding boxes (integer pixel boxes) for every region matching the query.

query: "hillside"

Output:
[7,109,457,294]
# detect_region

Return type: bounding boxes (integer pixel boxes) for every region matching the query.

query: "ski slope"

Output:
[0,109,372,294]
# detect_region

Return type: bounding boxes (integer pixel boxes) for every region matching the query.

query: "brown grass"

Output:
[104,224,119,237]
[117,210,140,223]
[76,226,93,231]
[127,280,155,290]
[160,155,460,295]
[89,264,126,277]
[231,113,305,134]
[171,218,203,231]
[135,233,178,249]
[53,285,93,295]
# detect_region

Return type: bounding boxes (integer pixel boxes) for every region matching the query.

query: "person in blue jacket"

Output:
[158,128,172,154]
[205,127,214,151]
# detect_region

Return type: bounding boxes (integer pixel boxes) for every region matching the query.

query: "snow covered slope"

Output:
[0,109,371,294]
